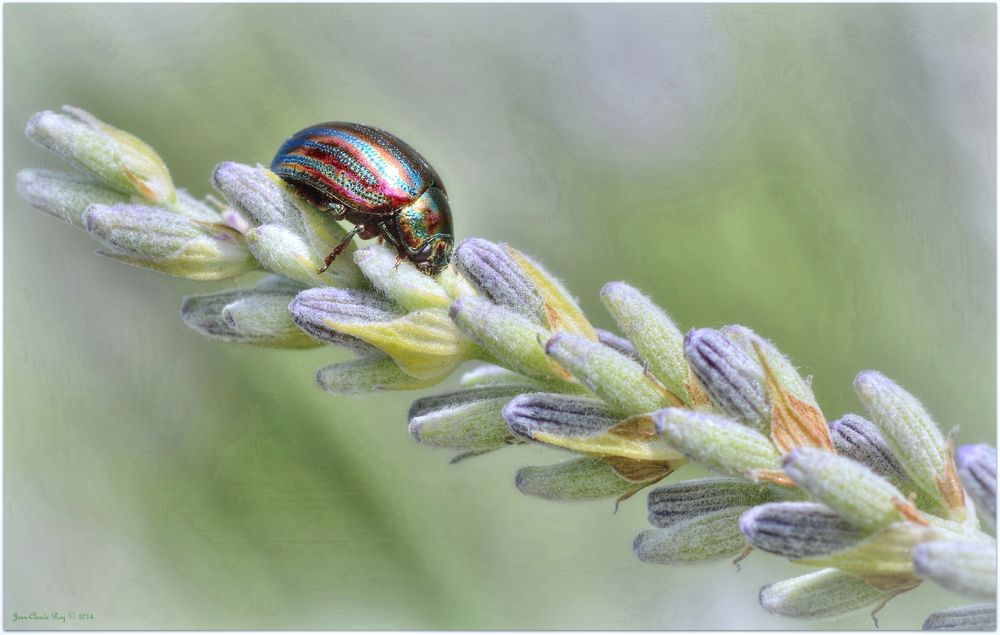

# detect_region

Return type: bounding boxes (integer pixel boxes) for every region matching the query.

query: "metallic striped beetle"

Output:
[271,122,454,276]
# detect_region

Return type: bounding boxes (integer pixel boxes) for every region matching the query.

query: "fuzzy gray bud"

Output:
[684,328,769,432]
[740,502,867,559]
[504,393,617,440]
[956,444,996,529]
[453,238,545,324]
[647,478,784,527]
[829,414,906,479]
[922,604,996,631]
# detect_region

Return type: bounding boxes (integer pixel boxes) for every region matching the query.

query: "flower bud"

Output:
[503,243,598,339]
[595,328,639,361]
[600,282,689,402]
[956,444,996,529]
[316,355,437,393]
[409,387,525,453]
[829,414,906,480]
[740,502,866,559]
[683,328,769,432]
[723,325,832,453]
[722,325,816,408]
[783,447,913,532]
[648,478,785,527]
[504,393,681,461]
[17,169,130,229]
[759,568,890,620]
[653,408,781,478]
[213,162,364,287]
[922,604,996,631]
[504,393,617,440]
[83,203,256,280]
[245,223,357,288]
[211,161,298,227]
[355,245,450,311]
[292,287,474,380]
[912,540,997,600]
[288,287,397,354]
[449,296,565,381]
[453,238,545,324]
[517,457,674,501]
[545,332,681,416]
[181,287,319,348]
[634,507,748,565]
[26,107,176,206]
[854,371,962,514]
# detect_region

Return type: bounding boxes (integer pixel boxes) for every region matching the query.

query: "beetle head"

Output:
[394,187,453,276]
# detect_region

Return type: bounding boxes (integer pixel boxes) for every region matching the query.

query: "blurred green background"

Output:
[4,3,995,630]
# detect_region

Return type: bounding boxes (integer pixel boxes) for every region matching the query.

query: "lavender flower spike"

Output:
[956,444,997,529]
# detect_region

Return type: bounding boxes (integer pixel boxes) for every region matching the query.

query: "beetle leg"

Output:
[393,252,406,270]
[318,225,364,274]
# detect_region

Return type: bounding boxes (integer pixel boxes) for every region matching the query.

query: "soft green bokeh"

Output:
[4,4,994,630]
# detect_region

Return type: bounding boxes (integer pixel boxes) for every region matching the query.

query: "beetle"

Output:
[270,122,454,276]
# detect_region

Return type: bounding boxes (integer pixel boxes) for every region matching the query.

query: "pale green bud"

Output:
[83,204,256,280]
[180,287,319,348]
[600,282,689,403]
[648,478,786,527]
[517,457,672,501]
[545,333,681,416]
[16,169,130,229]
[26,107,176,206]
[354,245,450,311]
[759,568,890,620]
[634,507,748,565]
[922,604,996,631]
[912,540,997,600]
[653,408,781,478]
[449,296,566,381]
[244,223,357,288]
[316,355,437,394]
[854,371,959,513]
[408,387,525,453]
[783,447,911,532]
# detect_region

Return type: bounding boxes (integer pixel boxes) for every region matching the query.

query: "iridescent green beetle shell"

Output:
[271,122,453,275]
